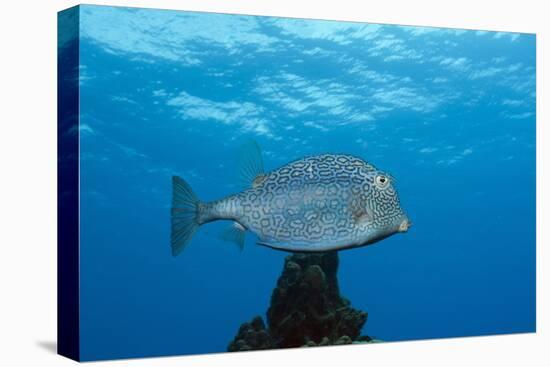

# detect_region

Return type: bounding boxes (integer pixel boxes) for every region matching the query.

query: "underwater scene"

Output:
[66,4,535,361]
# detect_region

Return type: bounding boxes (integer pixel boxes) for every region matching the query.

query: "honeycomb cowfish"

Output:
[171,141,411,256]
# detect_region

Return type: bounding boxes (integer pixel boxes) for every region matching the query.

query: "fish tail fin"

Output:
[238,139,264,187]
[171,175,202,257]
[218,222,246,252]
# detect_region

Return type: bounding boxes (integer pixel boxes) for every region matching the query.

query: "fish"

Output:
[171,141,411,256]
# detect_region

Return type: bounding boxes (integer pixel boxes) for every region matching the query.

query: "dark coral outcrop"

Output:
[228,252,373,351]
[227,316,274,352]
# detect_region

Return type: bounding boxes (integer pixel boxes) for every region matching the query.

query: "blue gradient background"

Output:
[68,5,535,361]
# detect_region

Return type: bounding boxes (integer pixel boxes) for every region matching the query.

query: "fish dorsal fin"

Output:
[252,174,267,188]
[238,139,264,188]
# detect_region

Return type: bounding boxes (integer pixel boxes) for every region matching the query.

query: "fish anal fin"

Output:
[219,222,246,251]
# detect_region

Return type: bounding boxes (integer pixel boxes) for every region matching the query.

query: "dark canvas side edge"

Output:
[57,5,81,362]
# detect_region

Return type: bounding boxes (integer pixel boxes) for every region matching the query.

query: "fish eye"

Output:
[375,174,389,188]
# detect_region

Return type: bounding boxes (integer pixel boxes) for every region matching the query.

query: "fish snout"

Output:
[398,217,412,233]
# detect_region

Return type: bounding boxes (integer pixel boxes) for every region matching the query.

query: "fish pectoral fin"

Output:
[238,139,264,188]
[352,208,371,226]
[218,222,246,251]
[354,213,370,226]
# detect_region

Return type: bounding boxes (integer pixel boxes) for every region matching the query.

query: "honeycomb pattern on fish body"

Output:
[228,154,404,248]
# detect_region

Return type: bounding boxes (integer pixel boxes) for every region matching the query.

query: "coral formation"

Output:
[228,252,375,352]
[227,316,273,352]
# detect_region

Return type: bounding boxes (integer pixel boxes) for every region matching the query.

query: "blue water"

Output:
[68,5,535,361]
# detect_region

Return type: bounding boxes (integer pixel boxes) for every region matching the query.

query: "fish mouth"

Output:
[398,218,412,233]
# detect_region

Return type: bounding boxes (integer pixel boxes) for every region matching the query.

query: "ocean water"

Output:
[65,5,535,361]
